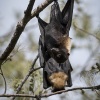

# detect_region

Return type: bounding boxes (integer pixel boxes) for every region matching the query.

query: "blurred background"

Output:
[0,0,100,100]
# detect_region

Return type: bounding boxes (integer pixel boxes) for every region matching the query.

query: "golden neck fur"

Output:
[58,35,71,54]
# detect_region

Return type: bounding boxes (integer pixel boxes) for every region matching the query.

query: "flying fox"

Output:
[37,0,74,92]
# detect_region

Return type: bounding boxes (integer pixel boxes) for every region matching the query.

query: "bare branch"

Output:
[1,46,20,65]
[44,85,100,97]
[0,85,100,98]
[0,0,54,66]
[24,0,35,16]
[31,0,54,18]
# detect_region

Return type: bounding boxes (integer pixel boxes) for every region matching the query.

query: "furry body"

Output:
[49,72,68,92]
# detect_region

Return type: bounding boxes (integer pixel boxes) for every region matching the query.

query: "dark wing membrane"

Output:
[38,36,45,68]
[60,59,73,87]
[43,58,61,89]
[38,35,51,68]
[43,69,51,89]
[37,16,48,67]
[39,36,51,88]
[62,0,74,34]
[37,16,48,46]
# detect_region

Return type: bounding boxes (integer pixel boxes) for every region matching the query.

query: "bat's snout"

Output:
[57,53,62,58]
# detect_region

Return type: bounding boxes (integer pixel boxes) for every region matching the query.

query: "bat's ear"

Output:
[50,0,62,23]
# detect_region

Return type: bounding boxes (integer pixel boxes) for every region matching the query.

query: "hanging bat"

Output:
[37,0,74,92]
[37,0,74,63]
[38,32,73,92]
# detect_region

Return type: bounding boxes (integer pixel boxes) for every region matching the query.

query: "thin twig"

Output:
[81,44,100,71]
[74,24,100,41]
[0,67,7,94]
[73,44,100,79]
[0,85,100,98]
[16,54,39,93]
[1,57,12,65]
[11,54,40,100]
[31,54,39,69]
[31,0,54,18]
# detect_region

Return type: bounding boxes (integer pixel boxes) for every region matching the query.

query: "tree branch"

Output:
[0,85,99,98]
[0,0,54,66]
[0,0,35,66]
[24,0,35,16]
[31,0,54,18]
[43,85,100,97]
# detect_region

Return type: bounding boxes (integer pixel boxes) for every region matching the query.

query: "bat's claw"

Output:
[52,87,65,92]
[36,14,39,18]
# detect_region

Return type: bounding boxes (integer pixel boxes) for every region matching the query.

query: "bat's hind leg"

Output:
[50,0,62,23]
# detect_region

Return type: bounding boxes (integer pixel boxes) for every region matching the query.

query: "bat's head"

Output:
[49,72,68,92]
[49,35,71,63]
[50,48,69,63]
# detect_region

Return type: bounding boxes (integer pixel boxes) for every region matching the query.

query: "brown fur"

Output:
[58,35,71,54]
[49,72,68,90]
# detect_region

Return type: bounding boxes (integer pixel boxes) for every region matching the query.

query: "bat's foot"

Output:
[36,14,39,18]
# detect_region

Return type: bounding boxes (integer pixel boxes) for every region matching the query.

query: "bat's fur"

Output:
[49,72,68,92]
[58,35,71,54]
[64,36,71,54]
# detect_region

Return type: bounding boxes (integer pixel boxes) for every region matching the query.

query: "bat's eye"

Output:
[57,54,61,58]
